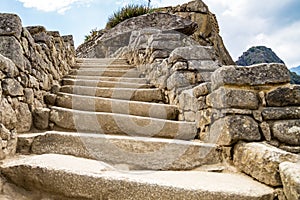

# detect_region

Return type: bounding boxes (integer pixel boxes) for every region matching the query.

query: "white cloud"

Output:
[18,0,94,14]
[203,0,300,67]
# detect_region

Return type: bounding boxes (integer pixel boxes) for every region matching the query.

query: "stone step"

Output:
[18,131,222,170]
[63,75,148,84]
[69,69,142,78]
[73,64,135,70]
[76,58,128,64]
[56,93,178,120]
[59,86,164,102]
[0,154,275,200]
[62,79,151,89]
[49,106,197,140]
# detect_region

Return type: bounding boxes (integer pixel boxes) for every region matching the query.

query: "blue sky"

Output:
[1,0,300,68]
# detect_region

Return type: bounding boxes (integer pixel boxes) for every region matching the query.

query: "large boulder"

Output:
[76,12,198,58]
[157,0,234,65]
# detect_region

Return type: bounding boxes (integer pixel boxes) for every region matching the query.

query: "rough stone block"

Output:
[211,64,290,90]
[266,85,300,107]
[262,107,300,120]
[193,82,211,98]
[188,60,220,71]
[0,98,17,130]
[15,102,32,133]
[234,142,300,186]
[207,115,261,145]
[2,78,24,96]
[0,36,24,70]
[0,13,22,38]
[271,120,300,145]
[207,87,259,110]
[33,108,50,130]
[0,54,19,78]
[168,46,215,63]
[279,162,300,200]
[179,90,206,111]
[166,71,196,90]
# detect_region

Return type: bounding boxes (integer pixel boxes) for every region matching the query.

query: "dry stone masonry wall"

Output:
[112,26,300,199]
[0,13,75,159]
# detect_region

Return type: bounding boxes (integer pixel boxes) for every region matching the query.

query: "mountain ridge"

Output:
[236,46,300,84]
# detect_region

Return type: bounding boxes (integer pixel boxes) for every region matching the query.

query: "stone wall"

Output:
[0,13,75,159]
[116,27,300,197]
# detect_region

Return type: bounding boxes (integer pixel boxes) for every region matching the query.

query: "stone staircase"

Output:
[0,58,275,199]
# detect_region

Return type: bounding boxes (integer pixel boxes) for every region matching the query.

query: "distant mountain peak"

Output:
[236,46,284,66]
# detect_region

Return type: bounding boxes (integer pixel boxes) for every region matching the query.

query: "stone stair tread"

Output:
[0,154,274,200]
[73,64,135,69]
[18,131,222,170]
[55,92,178,119]
[62,79,151,88]
[50,106,197,140]
[63,76,148,83]
[69,69,141,77]
[59,86,164,102]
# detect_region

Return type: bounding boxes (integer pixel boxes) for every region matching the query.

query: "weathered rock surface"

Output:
[207,116,261,145]
[33,108,50,130]
[234,142,300,186]
[266,85,300,107]
[0,13,22,38]
[0,154,275,200]
[271,120,300,145]
[0,124,17,159]
[76,13,198,58]
[207,87,259,110]
[279,162,300,200]
[157,0,234,65]
[262,107,300,120]
[49,106,197,140]
[211,64,290,90]
[18,131,222,170]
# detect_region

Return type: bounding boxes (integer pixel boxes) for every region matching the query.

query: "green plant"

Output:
[84,28,99,42]
[106,4,153,29]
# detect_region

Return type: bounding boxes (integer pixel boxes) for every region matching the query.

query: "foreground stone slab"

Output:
[56,93,178,120]
[60,86,164,102]
[18,131,222,170]
[0,154,274,200]
[279,162,300,200]
[50,107,196,140]
[234,142,300,186]
[211,64,290,90]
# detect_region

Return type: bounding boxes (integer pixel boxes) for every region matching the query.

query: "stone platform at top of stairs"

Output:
[17,131,222,170]
[55,93,178,119]
[49,106,197,140]
[0,154,275,200]
[59,85,164,102]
